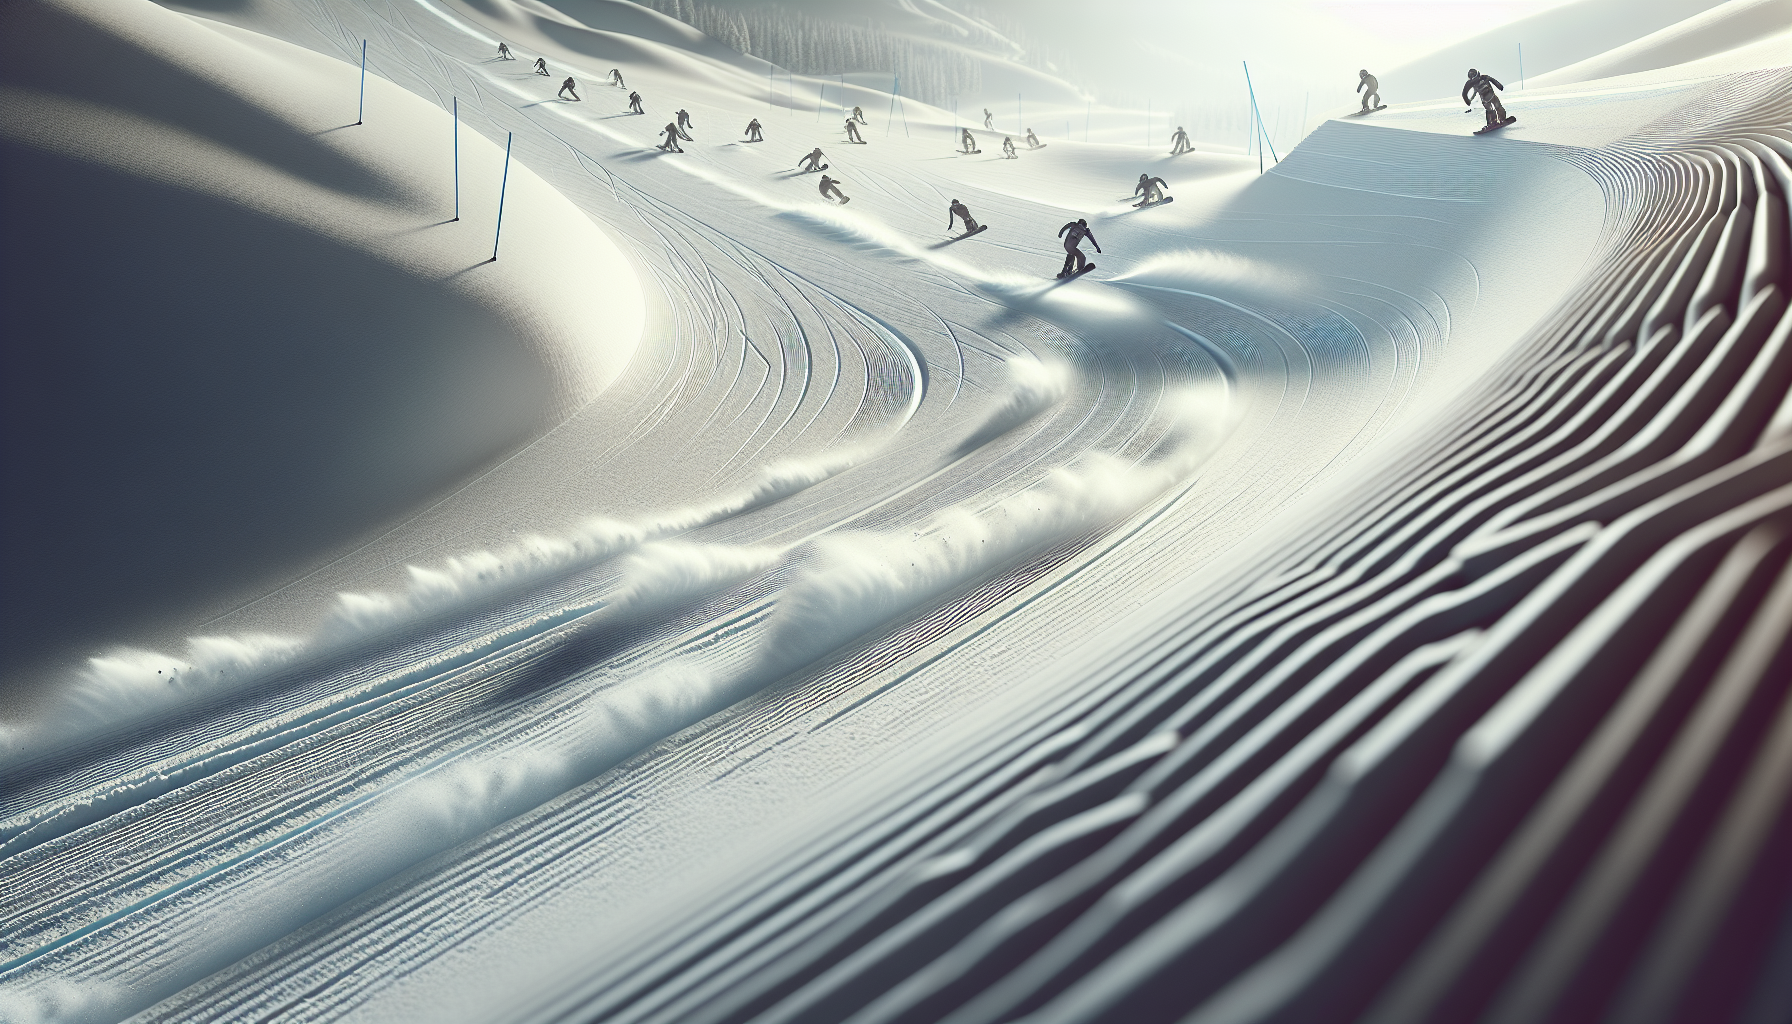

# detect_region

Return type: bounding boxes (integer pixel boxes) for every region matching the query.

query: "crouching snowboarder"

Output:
[960,128,978,154]
[745,118,763,142]
[1358,69,1383,113]
[1002,136,1018,159]
[819,174,850,204]
[1170,126,1192,154]
[609,68,625,87]
[949,199,979,235]
[677,109,694,132]
[1027,128,1043,149]
[852,105,868,124]
[657,121,690,151]
[1134,172,1169,206]
[1058,218,1100,277]
[799,147,826,172]
[628,91,644,114]
[845,117,865,143]
[558,77,580,100]
[1463,68,1513,132]
[497,42,513,60]
[533,57,549,76]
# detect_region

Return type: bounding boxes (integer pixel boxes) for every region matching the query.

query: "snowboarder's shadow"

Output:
[599,112,643,119]
[520,99,570,108]
[311,123,358,135]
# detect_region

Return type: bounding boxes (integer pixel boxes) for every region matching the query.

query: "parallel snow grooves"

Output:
[507,77,1792,1024]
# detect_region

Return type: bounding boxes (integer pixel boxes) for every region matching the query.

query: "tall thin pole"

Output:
[1243,61,1278,169]
[452,96,459,221]
[492,131,512,261]
[1520,43,1526,88]
[885,73,898,136]
[356,39,366,125]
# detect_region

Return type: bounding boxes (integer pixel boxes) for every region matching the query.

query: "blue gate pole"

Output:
[356,40,366,125]
[1243,61,1278,170]
[492,132,512,261]
[452,97,460,221]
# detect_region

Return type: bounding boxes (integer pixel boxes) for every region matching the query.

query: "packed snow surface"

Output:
[4,0,1792,1022]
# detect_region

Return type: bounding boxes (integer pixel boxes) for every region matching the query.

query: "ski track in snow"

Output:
[16,0,1785,1022]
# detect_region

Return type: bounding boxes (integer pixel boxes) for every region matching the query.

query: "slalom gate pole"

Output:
[492,131,512,261]
[356,39,366,125]
[452,96,460,221]
[1243,61,1278,169]
[886,73,897,136]
[899,81,908,136]
[1520,44,1526,88]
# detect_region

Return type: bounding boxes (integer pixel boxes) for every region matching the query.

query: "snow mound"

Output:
[0,0,644,684]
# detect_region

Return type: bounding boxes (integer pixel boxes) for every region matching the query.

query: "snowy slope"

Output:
[0,0,643,697]
[4,0,1792,1022]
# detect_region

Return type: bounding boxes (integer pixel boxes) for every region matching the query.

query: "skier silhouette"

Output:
[628,91,644,114]
[1134,173,1168,205]
[657,121,689,151]
[948,199,979,234]
[845,117,864,143]
[677,108,694,131]
[1358,70,1382,112]
[609,68,625,87]
[852,105,868,124]
[1170,126,1192,154]
[1026,128,1042,149]
[960,128,978,154]
[558,77,580,101]
[745,118,763,142]
[497,42,513,60]
[1057,218,1100,277]
[983,108,994,130]
[799,147,826,171]
[819,174,849,203]
[1462,68,1512,129]
[533,57,548,76]
[1002,136,1017,159]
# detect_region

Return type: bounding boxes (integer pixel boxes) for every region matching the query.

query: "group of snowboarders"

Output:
[1351,66,1516,133]
[496,36,1524,283]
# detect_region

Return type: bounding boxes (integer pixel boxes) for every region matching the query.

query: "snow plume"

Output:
[959,356,1073,454]
[0,634,306,770]
[0,977,127,1024]
[0,455,852,776]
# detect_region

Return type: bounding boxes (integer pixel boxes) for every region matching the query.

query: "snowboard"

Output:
[1056,263,1096,280]
[1346,104,1388,117]
[1029,143,1047,149]
[955,224,988,240]
[848,139,867,144]
[960,149,982,155]
[1134,196,1175,209]
[1474,115,1517,135]
[799,164,829,173]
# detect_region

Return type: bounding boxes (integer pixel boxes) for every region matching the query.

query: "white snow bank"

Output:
[1530,0,1792,86]
[0,0,644,684]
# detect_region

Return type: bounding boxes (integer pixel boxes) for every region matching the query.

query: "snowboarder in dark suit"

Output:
[1134,173,1168,205]
[628,91,644,114]
[1462,68,1511,129]
[609,68,625,87]
[846,118,864,143]
[949,199,979,234]
[658,121,689,151]
[558,77,580,100]
[677,108,694,131]
[1058,218,1099,277]
[799,147,826,171]
[533,57,549,76]
[745,118,763,142]
[819,174,849,203]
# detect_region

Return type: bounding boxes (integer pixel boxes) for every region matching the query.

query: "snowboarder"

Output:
[658,120,689,152]
[628,91,644,114]
[852,105,868,124]
[819,174,849,203]
[558,76,580,101]
[533,57,549,76]
[1462,68,1513,131]
[948,199,979,234]
[960,128,978,154]
[1170,126,1192,154]
[745,118,764,142]
[983,108,994,130]
[1026,128,1042,149]
[1058,218,1100,277]
[609,68,625,88]
[1002,136,1018,159]
[497,42,514,60]
[1358,69,1382,113]
[677,108,694,131]
[845,117,865,143]
[1134,173,1168,206]
[799,147,826,172]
